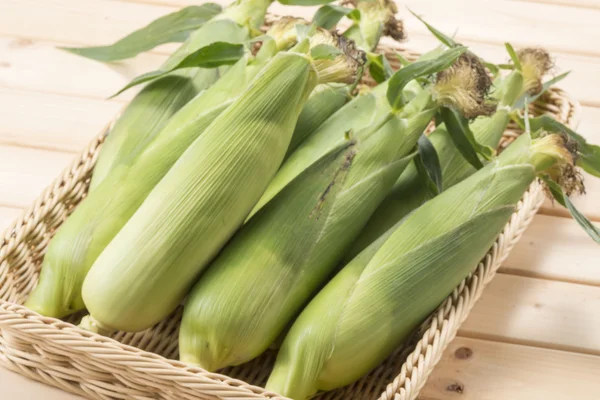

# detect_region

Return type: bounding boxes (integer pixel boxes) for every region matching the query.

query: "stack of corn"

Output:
[178,46,495,371]
[27,0,407,319]
[267,131,580,399]
[23,2,600,399]
[79,28,365,333]
[26,18,309,318]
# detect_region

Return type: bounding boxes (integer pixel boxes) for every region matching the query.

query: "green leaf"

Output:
[513,71,570,109]
[441,107,495,169]
[112,19,247,96]
[387,46,467,111]
[505,42,522,71]
[396,53,412,67]
[417,134,443,193]
[522,115,600,178]
[409,9,457,48]
[542,176,600,244]
[367,52,393,84]
[278,0,337,5]
[60,4,222,62]
[311,44,343,60]
[313,4,353,29]
[113,42,244,97]
[346,8,361,22]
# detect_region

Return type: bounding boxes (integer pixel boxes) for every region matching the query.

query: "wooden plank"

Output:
[0,145,74,209]
[0,0,177,49]
[3,0,600,108]
[0,36,164,101]
[502,214,600,285]
[0,88,121,152]
[0,368,82,400]
[4,0,600,58]
[398,0,600,57]
[0,206,22,233]
[514,0,600,11]
[460,274,600,355]
[419,337,600,400]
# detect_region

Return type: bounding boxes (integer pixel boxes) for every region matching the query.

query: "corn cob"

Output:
[178,46,493,371]
[348,47,553,258]
[267,132,578,399]
[79,31,363,334]
[24,21,306,319]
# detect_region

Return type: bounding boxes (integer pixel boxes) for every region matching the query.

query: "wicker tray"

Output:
[0,39,582,400]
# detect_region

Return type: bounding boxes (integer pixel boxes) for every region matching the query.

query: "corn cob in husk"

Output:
[79,31,363,334]
[178,46,494,371]
[267,132,577,399]
[25,20,308,319]
[348,47,554,258]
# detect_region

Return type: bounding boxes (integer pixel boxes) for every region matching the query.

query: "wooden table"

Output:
[1,0,600,398]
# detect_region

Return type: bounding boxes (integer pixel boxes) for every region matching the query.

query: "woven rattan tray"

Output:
[0,39,582,400]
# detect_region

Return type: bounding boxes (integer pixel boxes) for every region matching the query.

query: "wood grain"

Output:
[501,214,600,285]
[460,274,600,355]
[0,145,74,209]
[0,88,121,152]
[0,36,163,101]
[419,337,600,400]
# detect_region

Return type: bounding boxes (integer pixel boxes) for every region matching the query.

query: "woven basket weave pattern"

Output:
[0,41,582,400]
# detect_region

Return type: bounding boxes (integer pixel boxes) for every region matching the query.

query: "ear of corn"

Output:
[348,48,551,258]
[89,68,221,190]
[267,132,574,399]
[79,34,363,333]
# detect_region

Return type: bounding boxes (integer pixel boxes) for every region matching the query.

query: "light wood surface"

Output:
[1,0,599,399]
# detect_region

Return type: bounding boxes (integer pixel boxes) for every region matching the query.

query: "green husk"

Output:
[79,33,363,333]
[267,132,575,399]
[89,68,222,190]
[286,83,351,157]
[178,47,478,371]
[348,48,554,258]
